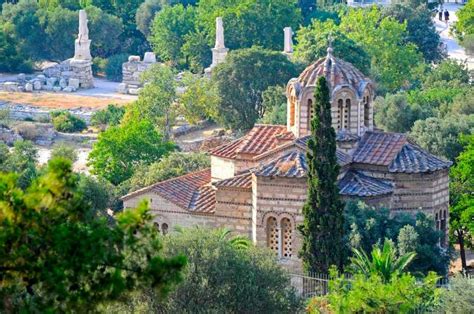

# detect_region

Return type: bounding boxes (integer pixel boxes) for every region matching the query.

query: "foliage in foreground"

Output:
[90,104,126,130]
[0,158,186,312]
[308,243,441,314]
[158,227,302,313]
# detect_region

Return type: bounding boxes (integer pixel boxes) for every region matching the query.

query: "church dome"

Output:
[290,48,372,100]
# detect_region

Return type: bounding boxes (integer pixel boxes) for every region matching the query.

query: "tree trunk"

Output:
[458,229,467,271]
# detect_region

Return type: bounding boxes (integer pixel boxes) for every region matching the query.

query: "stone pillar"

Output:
[205,17,229,76]
[283,27,293,57]
[74,10,92,61]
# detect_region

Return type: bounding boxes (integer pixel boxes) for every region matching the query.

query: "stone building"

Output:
[118,52,157,95]
[122,49,451,272]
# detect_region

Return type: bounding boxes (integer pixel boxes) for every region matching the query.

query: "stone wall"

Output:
[118,53,157,95]
[43,59,93,90]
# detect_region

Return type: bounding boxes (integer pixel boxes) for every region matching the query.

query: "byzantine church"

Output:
[123,37,451,271]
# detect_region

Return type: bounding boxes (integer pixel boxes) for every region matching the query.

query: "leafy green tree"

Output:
[124,64,177,139]
[294,19,370,74]
[181,29,211,73]
[344,201,450,276]
[195,0,302,51]
[178,72,219,124]
[453,0,474,44]
[0,22,31,72]
[259,85,287,125]
[383,4,444,63]
[374,93,415,133]
[212,47,298,130]
[422,59,471,89]
[440,275,474,313]
[136,0,162,37]
[149,4,195,66]
[128,152,210,191]
[339,6,424,94]
[155,227,302,313]
[298,76,345,273]
[449,135,474,271]
[85,5,124,58]
[88,119,176,185]
[410,114,474,161]
[105,53,128,82]
[350,240,416,283]
[77,174,118,213]
[51,111,87,133]
[0,158,186,312]
[50,142,77,162]
[0,140,38,189]
[90,104,126,129]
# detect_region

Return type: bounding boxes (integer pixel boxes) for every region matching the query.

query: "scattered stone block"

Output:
[117,83,127,94]
[33,80,42,91]
[128,88,140,95]
[128,55,141,62]
[24,82,33,92]
[143,52,156,63]
[4,82,19,92]
[59,78,67,88]
[68,78,80,89]
[18,73,26,81]
[53,86,62,92]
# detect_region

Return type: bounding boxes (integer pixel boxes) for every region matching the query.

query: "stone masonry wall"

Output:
[118,53,157,95]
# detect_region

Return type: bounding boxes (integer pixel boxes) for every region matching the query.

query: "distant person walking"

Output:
[438,8,443,21]
[444,9,450,25]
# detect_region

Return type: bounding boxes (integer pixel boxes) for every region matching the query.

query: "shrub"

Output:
[51,143,77,162]
[105,54,128,82]
[90,104,125,129]
[461,34,474,56]
[92,57,107,76]
[51,111,87,133]
[14,122,40,141]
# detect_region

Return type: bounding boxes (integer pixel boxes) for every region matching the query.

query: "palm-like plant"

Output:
[350,239,416,283]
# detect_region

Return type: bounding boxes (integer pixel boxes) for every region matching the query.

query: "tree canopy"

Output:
[0,158,186,312]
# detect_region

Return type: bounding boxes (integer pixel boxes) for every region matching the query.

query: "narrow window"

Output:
[337,99,343,129]
[281,218,293,258]
[290,96,296,127]
[267,216,279,255]
[307,99,313,130]
[162,223,169,235]
[344,99,351,130]
[364,96,370,127]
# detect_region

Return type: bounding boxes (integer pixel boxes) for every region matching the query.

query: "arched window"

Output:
[161,223,169,235]
[154,222,160,233]
[337,99,343,129]
[267,216,279,255]
[289,96,296,127]
[281,218,293,258]
[307,99,313,131]
[364,96,370,127]
[344,99,351,130]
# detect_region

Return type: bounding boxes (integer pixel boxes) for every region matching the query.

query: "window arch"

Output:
[344,99,351,130]
[281,218,293,258]
[162,223,169,235]
[289,96,296,127]
[364,96,370,127]
[267,216,279,255]
[337,99,343,130]
[307,99,313,131]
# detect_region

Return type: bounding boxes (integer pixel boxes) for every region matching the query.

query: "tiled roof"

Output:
[214,172,252,189]
[352,131,407,166]
[189,186,216,213]
[338,170,393,197]
[336,129,359,142]
[255,150,307,178]
[294,136,352,166]
[389,143,452,173]
[209,125,288,159]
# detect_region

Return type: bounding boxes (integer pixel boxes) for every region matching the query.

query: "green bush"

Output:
[461,34,474,55]
[105,54,128,82]
[92,57,107,76]
[90,104,125,129]
[51,111,87,133]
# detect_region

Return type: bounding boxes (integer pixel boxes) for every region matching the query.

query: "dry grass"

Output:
[0,91,131,109]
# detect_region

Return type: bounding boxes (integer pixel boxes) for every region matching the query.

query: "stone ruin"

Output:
[204,17,229,76]
[0,10,93,93]
[117,52,157,95]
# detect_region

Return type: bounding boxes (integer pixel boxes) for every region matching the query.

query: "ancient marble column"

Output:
[283,27,294,55]
[73,10,92,61]
[205,17,229,75]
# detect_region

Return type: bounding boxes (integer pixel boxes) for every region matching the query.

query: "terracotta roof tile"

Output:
[209,125,288,159]
[294,136,352,166]
[214,172,252,189]
[150,169,211,209]
[189,186,216,214]
[255,150,307,178]
[389,143,452,173]
[338,170,393,197]
[353,131,407,166]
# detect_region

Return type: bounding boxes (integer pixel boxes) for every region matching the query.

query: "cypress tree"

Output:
[298,76,345,273]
